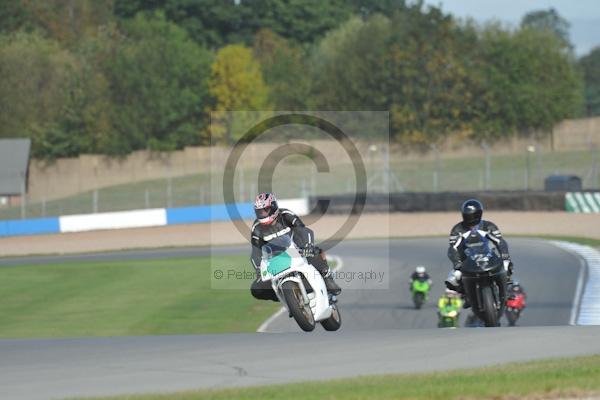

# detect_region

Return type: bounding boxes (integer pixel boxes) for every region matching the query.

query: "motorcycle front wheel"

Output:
[481,286,499,327]
[282,280,315,332]
[413,292,425,309]
[505,309,519,326]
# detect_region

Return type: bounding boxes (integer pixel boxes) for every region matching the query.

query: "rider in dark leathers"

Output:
[445,199,513,302]
[249,192,341,302]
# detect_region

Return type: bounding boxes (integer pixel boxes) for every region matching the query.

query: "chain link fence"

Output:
[1,147,598,221]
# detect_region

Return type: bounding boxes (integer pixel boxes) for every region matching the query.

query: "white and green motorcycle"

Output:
[260,233,341,332]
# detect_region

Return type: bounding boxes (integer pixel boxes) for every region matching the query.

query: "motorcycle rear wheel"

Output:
[282,280,315,332]
[321,303,342,331]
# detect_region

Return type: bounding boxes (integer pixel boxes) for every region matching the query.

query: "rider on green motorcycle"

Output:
[409,266,431,288]
[437,289,463,327]
[438,288,463,311]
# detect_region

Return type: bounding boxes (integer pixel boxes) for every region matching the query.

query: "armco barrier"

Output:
[310,191,567,214]
[0,198,308,238]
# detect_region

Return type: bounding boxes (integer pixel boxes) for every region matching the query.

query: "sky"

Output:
[422,0,600,56]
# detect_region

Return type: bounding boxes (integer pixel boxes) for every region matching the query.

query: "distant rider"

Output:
[438,288,463,313]
[445,199,513,306]
[437,289,463,327]
[409,265,432,288]
[508,280,527,303]
[249,192,342,302]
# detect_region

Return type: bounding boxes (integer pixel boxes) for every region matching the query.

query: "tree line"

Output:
[0,0,596,158]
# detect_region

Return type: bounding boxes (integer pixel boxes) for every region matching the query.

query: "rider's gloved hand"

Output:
[300,243,316,258]
[503,260,514,275]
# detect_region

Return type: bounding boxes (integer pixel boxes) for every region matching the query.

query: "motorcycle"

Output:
[411,278,431,309]
[438,305,460,328]
[259,233,341,332]
[505,292,526,326]
[460,237,508,327]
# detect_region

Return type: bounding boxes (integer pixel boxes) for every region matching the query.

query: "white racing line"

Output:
[256,254,344,333]
[552,241,600,325]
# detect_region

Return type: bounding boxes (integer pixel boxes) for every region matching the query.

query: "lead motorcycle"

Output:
[460,239,508,327]
[259,233,341,332]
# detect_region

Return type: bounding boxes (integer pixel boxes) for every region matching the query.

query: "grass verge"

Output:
[0,256,278,338]
[77,354,600,400]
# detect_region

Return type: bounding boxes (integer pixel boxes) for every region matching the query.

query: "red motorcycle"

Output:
[505,293,526,326]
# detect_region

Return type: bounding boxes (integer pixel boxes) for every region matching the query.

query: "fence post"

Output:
[93,189,98,213]
[166,176,172,208]
[591,144,598,190]
[431,144,440,192]
[20,177,26,219]
[481,141,491,190]
[384,144,391,193]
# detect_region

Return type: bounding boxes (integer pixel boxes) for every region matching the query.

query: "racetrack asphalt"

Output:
[0,238,596,400]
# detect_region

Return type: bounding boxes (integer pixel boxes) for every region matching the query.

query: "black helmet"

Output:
[461,199,483,227]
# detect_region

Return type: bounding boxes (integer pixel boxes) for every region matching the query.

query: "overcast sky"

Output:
[423,0,600,56]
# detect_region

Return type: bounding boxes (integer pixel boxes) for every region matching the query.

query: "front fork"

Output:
[473,280,506,314]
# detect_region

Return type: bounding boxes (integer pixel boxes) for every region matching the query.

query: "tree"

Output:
[521,8,571,49]
[0,1,33,34]
[0,33,81,157]
[247,0,353,44]
[104,13,213,153]
[310,5,474,145]
[310,15,391,111]
[386,5,474,145]
[114,0,355,47]
[579,47,600,116]
[349,0,407,19]
[253,28,309,110]
[208,44,271,144]
[471,24,582,140]
[12,0,116,47]
[115,0,247,48]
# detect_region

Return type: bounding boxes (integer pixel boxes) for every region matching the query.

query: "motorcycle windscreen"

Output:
[261,233,293,276]
[462,241,502,273]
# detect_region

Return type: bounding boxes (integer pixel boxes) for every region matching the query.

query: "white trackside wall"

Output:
[59,209,168,233]
[56,198,308,234]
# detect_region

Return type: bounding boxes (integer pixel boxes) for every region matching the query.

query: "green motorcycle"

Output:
[411,279,431,309]
[438,305,460,328]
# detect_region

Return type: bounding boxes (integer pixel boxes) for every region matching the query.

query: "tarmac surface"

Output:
[0,238,596,399]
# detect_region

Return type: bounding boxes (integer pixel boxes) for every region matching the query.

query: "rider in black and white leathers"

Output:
[445,199,513,296]
[249,193,341,302]
[448,220,511,269]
